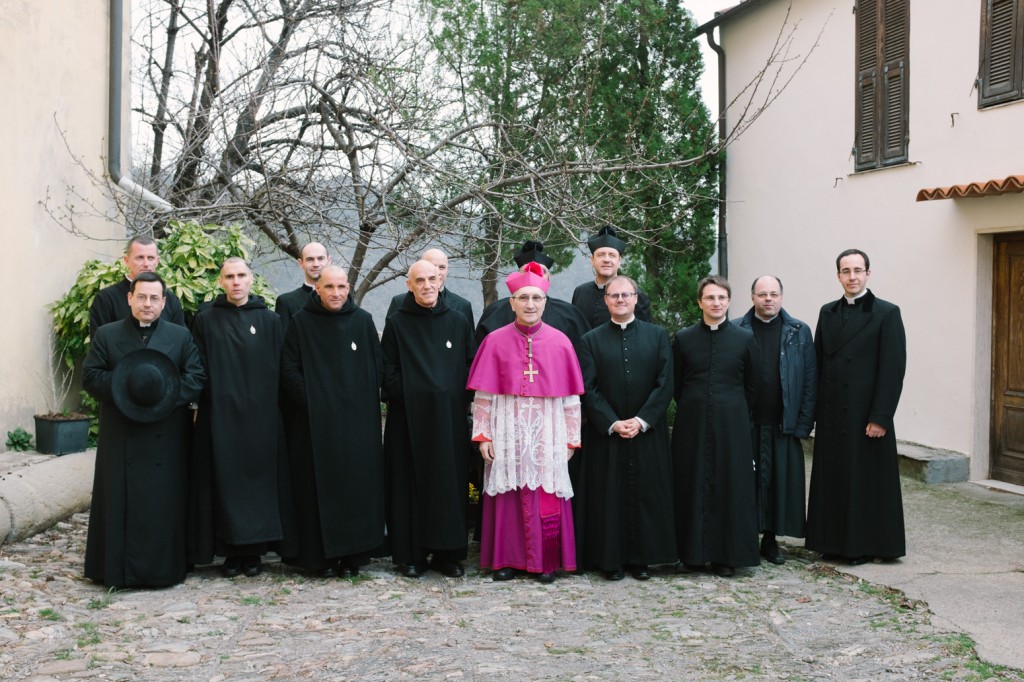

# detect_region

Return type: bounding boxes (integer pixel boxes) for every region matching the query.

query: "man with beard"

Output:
[275,242,331,332]
[580,275,675,581]
[382,259,475,578]
[281,266,385,577]
[190,257,291,578]
[83,272,204,587]
[738,275,816,565]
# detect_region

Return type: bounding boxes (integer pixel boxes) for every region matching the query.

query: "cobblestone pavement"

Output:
[0,514,1019,681]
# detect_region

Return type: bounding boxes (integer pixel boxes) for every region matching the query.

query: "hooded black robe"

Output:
[189,294,291,563]
[280,294,385,569]
[381,294,475,564]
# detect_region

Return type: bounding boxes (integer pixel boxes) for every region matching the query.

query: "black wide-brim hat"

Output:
[513,240,555,269]
[112,348,181,423]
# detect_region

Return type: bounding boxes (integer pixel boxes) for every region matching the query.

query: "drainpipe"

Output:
[704,27,727,279]
[109,0,174,212]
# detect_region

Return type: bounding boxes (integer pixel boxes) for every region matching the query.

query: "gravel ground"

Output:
[0,513,1019,681]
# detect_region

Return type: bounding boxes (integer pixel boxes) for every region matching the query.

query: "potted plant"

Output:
[33,333,90,455]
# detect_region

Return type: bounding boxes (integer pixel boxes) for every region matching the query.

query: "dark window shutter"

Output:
[980,0,1023,107]
[880,0,909,164]
[855,0,880,170]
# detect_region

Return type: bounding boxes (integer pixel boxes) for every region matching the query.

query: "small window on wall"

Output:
[979,0,1024,107]
[854,0,910,172]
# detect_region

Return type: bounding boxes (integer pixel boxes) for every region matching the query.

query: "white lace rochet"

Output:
[472,391,581,499]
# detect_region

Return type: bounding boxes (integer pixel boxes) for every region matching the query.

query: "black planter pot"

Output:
[33,416,90,455]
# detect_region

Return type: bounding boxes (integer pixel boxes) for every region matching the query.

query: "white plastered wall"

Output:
[0,2,124,436]
[717,0,1024,476]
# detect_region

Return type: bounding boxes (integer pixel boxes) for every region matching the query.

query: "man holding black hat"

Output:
[83,272,205,588]
[571,226,652,327]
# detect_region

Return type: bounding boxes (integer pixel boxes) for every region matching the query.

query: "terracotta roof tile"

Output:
[916,175,1024,201]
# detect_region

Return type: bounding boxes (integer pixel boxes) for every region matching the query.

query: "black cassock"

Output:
[580,320,676,571]
[672,319,760,568]
[571,280,652,328]
[274,284,313,334]
[280,295,385,570]
[189,295,291,563]
[89,278,186,336]
[83,318,205,587]
[389,288,475,327]
[807,290,907,559]
[381,295,475,564]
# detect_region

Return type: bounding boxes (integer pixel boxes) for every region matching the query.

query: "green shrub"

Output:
[50,221,276,369]
[5,427,33,452]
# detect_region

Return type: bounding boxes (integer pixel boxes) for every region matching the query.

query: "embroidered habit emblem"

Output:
[250,325,256,335]
[351,342,357,351]
[446,340,452,348]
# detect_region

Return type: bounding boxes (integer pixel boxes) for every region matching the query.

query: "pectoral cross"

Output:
[523,336,539,383]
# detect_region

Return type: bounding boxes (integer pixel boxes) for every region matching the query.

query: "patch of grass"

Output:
[38,608,62,621]
[545,645,587,655]
[177,616,191,624]
[76,621,102,647]
[349,573,373,585]
[453,590,476,597]
[456,619,468,628]
[240,595,263,606]
[87,589,115,610]
[54,649,74,660]
[856,579,926,611]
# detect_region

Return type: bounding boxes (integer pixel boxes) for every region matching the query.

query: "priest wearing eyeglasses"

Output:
[467,262,585,584]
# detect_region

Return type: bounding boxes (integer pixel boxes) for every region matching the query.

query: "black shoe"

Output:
[242,556,263,577]
[631,565,651,581]
[605,569,626,581]
[848,556,872,566]
[401,563,426,578]
[430,559,465,578]
[492,567,516,582]
[760,534,785,565]
[675,561,703,574]
[711,563,735,578]
[339,565,359,578]
[319,566,339,578]
[536,572,556,584]
[221,558,244,578]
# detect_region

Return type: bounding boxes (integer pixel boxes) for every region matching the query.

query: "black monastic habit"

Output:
[807,290,907,559]
[189,295,292,563]
[381,294,475,565]
[388,288,475,326]
[571,281,652,328]
[579,319,676,571]
[280,294,385,570]
[671,319,760,569]
[83,318,205,587]
[89,278,185,336]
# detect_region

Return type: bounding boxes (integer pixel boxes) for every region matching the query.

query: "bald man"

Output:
[381,260,475,578]
[387,248,474,325]
[276,242,331,332]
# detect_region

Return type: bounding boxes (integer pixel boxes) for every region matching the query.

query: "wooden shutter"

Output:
[854,0,909,170]
[880,0,908,164]
[855,0,880,170]
[980,0,1023,107]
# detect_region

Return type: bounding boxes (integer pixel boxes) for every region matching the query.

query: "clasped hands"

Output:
[612,418,642,440]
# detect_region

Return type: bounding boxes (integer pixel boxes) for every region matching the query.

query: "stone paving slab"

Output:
[0,514,1020,681]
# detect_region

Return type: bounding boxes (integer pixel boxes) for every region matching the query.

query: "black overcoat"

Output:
[671,319,760,568]
[274,284,313,333]
[806,290,907,559]
[381,295,475,563]
[580,320,676,571]
[189,295,288,562]
[281,295,385,568]
[83,318,204,587]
